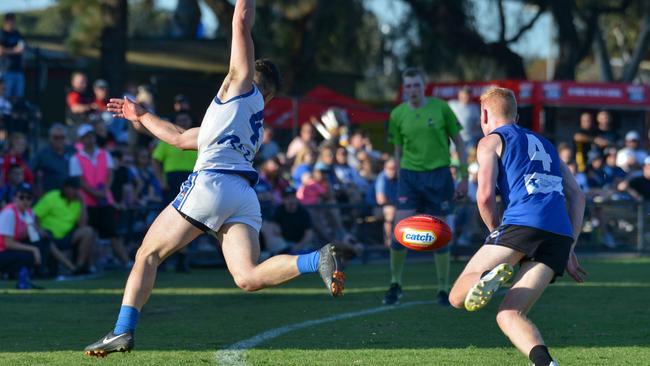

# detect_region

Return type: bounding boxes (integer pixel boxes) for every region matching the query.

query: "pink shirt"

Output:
[296,181,327,205]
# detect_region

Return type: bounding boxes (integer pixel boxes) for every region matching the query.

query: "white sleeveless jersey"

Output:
[194,85,264,184]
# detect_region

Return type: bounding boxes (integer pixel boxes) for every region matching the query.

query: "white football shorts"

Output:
[171,170,262,233]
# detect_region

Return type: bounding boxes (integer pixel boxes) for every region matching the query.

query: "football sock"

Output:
[529,344,553,366]
[297,250,320,274]
[434,251,450,292]
[114,305,140,334]
[390,249,407,285]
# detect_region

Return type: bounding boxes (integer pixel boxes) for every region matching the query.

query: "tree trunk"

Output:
[621,2,650,81]
[203,0,235,39]
[593,21,614,81]
[100,0,128,95]
[173,0,202,39]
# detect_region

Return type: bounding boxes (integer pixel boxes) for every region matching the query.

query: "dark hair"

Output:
[402,67,426,82]
[8,163,22,172]
[173,110,195,126]
[5,13,16,21]
[254,58,281,97]
[63,177,81,189]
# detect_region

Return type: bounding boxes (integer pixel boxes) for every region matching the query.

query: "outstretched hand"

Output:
[566,250,587,283]
[107,97,146,123]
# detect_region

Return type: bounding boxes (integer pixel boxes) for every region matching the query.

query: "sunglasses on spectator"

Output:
[17,195,32,201]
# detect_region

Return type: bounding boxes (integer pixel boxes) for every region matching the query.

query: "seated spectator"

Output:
[593,110,619,152]
[291,147,316,188]
[375,158,398,247]
[316,145,340,190]
[2,132,33,184]
[257,127,281,163]
[619,157,650,201]
[586,150,606,190]
[557,142,573,165]
[346,130,381,170]
[0,183,48,288]
[32,123,75,196]
[92,79,109,112]
[334,146,367,203]
[0,164,24,206]
[255,159,289,219]
[567,161,589,192]
[94,119,117,150]
[33,178,95,275]
[173,94,190,113]
[70,124,131,268]
[573,112,595,172]
[130,148,162,208]
[287,123,317,160]
[261,188,315,255]
[602,147,627,190]
[0,78,12,117]
[66,71,93,125]
[110,150,137,209]
[296,171,327,206]
[616,131,647,174]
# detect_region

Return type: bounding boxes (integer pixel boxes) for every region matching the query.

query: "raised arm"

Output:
[107,98,199,150]
[475,135,502,231]
[218,0,255,101]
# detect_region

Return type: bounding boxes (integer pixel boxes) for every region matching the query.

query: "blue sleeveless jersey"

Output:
[491,124,573,238]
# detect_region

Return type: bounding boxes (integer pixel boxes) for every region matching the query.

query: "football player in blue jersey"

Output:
[448,87,586,366]
[83,0,344,357]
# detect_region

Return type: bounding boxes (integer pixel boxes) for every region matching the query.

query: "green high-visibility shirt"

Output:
[388,98,461,172]
[152,141,197,173]
[33,190,81,239]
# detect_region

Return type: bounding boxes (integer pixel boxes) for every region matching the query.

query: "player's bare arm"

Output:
[476,134,502,231]
[451,133,468,198]
[218,0,256,102]
[559,161,588,282]
[107,97,199,150]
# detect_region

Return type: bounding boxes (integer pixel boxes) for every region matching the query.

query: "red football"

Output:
[393,215,453,251]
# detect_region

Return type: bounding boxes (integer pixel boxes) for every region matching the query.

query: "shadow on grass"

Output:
[0,260,649,352]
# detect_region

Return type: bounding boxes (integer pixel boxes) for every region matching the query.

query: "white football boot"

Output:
[464,263,514,311]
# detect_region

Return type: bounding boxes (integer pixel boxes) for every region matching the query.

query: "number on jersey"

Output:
[526,134,551,171]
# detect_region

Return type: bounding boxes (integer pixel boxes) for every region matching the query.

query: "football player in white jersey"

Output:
[84,0,344,357]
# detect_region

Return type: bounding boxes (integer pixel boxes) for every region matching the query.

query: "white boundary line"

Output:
[215,300,435,366]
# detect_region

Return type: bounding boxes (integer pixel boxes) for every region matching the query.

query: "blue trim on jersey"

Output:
[214,86,256,105]
[203,169,259,187]
[172,172,198,211]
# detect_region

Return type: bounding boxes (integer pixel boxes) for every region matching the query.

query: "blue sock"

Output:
[114,305,140,334]
[296,251,320,274]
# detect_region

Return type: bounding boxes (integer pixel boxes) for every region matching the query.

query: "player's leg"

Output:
[219,222,344,295]
[496,261,555,365]
[84,205,203,357]
[448,244,524,309]
[381,204,396,248]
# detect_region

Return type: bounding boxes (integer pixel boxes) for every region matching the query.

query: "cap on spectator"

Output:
[625,131,640,141]
[63,177,81,189]
[4,13,16,21]
[93,79,108,89]
[174,94,189,103]
[645,156,650,165]
[314,162,329,171]
[282,186,297,197]
[77,123,94,138]
[15,182,33,195]
[588,150,602,163]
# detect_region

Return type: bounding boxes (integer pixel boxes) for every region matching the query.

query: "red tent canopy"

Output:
[264,85,389,129]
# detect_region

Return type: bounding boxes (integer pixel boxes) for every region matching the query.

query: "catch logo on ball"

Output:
[394,214,452,251]
[402,229,436,247]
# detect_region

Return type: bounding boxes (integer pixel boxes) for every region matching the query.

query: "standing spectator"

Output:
[287,123,317,160]
[448,86,481,150]
[0,164,25,206]
[257,127,281,162]
[616,131,647,174]
[0,183,44,288]
[619,157,650,201]
[384,67,467,307]
[66,72,93,126]
[573,111,596,172]
[69,124,130,267]
[33,177,95,275]
[375,158,398,248]
[593,110,619,152]
[173,94,190,113]
[92,79,110,112]
[152,111,198,204]
[32,123,75,196]
[2,132,33,184]
[0,13,25,99]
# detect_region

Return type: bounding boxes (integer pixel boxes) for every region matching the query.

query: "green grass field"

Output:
[1,258,649,365]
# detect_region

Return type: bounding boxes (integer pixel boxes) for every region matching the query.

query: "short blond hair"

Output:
[480,87,517,120]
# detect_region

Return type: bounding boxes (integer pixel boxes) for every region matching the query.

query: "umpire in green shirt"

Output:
[384,68,468,306]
